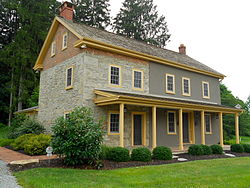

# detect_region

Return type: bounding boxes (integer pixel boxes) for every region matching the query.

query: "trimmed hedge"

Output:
[152,146,172,160]
[188,145,203,156]
[231,144,244,153]
[0,139,14,147]
[200,144,212,155]
[242,144,250,153]
[107,147,130,162]
[210,145,223,154]
[131,147,151,162]
[99,145,112,160]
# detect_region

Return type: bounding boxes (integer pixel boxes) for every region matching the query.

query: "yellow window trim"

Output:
[182,77,191,96]
[64,111,72,119]
[165,73,175,94]
[51,41,56,57]
[205,113,212,134]
[167,111,177,135]
[65,66,74,90]
[202,81,210,99]
[132,69,144,91]
[131,112,147,146]
[62,32,68,51]
[109,64,122,88]
[108,111,120,135]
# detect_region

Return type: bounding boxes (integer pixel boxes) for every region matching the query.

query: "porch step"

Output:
[178,158,188,162]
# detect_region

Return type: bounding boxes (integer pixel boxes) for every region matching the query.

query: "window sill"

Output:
[51,53,55,57]
[203,96,210,99]
[108,133,120,136]
[205,132,212,135]
[167,132,177,135]
[65,86,73,90]
[182,93,191,97]
[132,87,144,91]
[109,84,122,88]
[62,46,67,51]
[166,91,176,95]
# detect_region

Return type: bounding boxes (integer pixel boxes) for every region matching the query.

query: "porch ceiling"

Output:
[94,89,243,114]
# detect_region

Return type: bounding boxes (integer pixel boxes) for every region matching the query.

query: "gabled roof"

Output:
[34,16,225,79]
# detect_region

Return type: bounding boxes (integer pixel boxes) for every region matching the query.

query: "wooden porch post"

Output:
[219,112,224,147]
[179,108,183,150]
[119,103,124,147]
[201,110,205,145]
[235,113,240,144]
[152,106,157,149]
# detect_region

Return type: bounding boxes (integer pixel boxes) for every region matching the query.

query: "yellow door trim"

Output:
[131,112,147,147]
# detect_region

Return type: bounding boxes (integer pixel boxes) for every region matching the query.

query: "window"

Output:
[64,112,70,120]
[51,41,56,57]
[182,77,191,96]
[166,74,175,94]
[202,81,210,99]
[62,32,68,50]
[133,69,143,90]
[109,65,121,86]
[108,112,120,134]
[205,114,212,134]
[167,111,176,134]
[66,66,73,89]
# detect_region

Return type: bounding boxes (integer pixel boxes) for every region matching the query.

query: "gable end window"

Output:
[202,81,210,99]
[51,41,56,57]
[182,77,191,96]
[65,66,73,89]
[108,112,120,135]
[62,32,68,50]
[166,74,175,94]
[133,69,143,90]
[205,114,212,134]
[109,65,121,86]
[167,111,177,134]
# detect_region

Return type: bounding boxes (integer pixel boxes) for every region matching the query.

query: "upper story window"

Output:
[167,111,176,134]
[202,81,210,99]
[65,66,73,90]
[109,65,121,87]
[182,77,191,96]
[166,74,175,94]
[205,114,212,134]
[133,69,143,90]
[51,41,56,57]
[62,32,68,50]
[108,112,120,135]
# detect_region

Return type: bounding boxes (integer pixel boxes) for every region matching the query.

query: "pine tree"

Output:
[113,0,170,47]
[72,0,111,29]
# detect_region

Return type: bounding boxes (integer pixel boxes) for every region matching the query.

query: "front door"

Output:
[183,113,189,143]
[133,114,142,145]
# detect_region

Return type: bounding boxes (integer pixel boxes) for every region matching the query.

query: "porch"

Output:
[94,90,243,150]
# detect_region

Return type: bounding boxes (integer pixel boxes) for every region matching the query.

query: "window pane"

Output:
[110,66,120,85]
[63,34,67,48]
[110,114,119,133]
[184,79,189,94]
[167,76,174,91]
[67,68,72,87]
[205,115,211,132]
[134,71,142,88]
[204,83,209,97]
[168,112,175,133]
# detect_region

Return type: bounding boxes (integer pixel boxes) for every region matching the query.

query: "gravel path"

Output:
[0,160,22,188]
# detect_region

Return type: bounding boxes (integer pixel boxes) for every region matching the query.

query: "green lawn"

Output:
[241,136,250,144]
[0,125,11,139]
[15,158,250,188]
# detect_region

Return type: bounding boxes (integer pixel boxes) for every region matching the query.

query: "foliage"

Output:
[106,147,130,162]
[24,134,52,155]
[73,0,111,29]
[210,145,223,154]
[52,107,104,166]
[27,87,39,107]
[11,134,36,150]
[131,147,151,162]
[0,125,11,139]
[224,139,236,145]
[152,146,172,160]
[200,144,212,155]
[230,144,244,153]
[242,144,250,153]
[188,145,204,156]
[113,0,170,47]
[0,138,14,147]
[99,145,112,160]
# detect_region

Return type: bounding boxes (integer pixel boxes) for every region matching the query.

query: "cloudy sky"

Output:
[109,0,250,101]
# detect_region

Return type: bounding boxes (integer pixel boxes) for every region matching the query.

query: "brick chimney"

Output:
[59,1,74,21]
[179,44,186,55]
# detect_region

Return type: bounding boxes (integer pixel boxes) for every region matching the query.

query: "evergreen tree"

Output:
[73,0,111,29]
[113,0,170,47]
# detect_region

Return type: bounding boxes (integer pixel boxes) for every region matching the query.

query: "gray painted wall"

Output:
[149,62,221,104]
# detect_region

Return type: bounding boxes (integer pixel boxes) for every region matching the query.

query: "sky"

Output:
[109,0,250,102]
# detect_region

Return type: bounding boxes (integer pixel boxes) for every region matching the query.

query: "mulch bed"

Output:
[177,153,231,161]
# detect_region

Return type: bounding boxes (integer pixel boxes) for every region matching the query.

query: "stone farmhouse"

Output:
[22,1,243,150]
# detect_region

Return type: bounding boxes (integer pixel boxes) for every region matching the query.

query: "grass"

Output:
[0,125,11,139]
[15,157,250,188]
[241,136,250,144]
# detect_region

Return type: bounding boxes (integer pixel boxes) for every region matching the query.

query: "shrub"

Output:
[11,134,36,150]
[210,145,223,154]
[188,145,203,156]
[52,107,104,166]
[99,145,112,160]
[8,114,28,138]
[242,144,250,153]
[24,134,52,155]
[131,147,151,162]
[200,145,212,155]
[231,144,244,153]
[152,146,172,160]
[0,139,14,147]
[107,147,130,162]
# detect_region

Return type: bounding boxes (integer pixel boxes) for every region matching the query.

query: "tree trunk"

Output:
[8,67,14,126]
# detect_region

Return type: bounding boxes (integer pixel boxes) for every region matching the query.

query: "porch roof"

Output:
[94,89,243,114]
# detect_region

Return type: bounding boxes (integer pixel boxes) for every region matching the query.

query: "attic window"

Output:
[51,41,56,57]
[62,32,68,50]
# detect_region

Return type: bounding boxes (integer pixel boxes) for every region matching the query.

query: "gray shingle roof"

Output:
[60,17,223,77]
